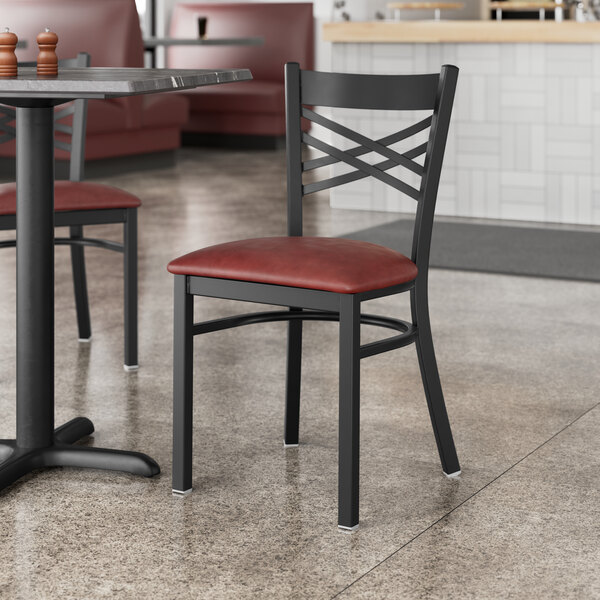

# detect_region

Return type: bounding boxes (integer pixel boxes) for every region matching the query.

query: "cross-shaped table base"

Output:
[0,417,159,490]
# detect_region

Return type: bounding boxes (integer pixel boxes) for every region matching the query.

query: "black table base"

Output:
[0,417,160,490]
[0,68,251,493]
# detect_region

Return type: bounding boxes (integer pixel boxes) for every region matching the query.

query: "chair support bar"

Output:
[0,237,124,252]
[192,309,417,358]
[359,328,418,359]
[55,237,124,253]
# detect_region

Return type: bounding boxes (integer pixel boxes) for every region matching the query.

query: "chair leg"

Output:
[172,275,194,495]
[284,310,302,447]
[123,209,138,370]
[69,225,92,342]
[338,294,360,531]
[411,285,461,476]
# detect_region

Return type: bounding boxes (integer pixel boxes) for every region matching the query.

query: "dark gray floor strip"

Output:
[331,401,600,599]
[342,219,600,282]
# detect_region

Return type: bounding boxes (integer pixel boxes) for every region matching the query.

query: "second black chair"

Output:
[168,62,461,530]
[0,53,140,370]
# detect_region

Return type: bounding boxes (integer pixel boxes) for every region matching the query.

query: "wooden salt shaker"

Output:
[37,28,58,76]
[0,27,18,78]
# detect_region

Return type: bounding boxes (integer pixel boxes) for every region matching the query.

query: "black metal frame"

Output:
[0,53,139,369]
[172,63,461,530]
[0,92,158,492]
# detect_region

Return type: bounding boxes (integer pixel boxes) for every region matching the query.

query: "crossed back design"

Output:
[0,52,90,182]
[301,108,431,200]
[284,63,458,272]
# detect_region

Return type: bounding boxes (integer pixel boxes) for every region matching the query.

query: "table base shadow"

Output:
[0,417,160,491]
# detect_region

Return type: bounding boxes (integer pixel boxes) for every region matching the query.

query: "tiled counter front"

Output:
[330,42,600,225]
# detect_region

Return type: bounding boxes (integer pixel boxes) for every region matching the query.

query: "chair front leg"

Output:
[123,209,138,370]
[338,294,360,530]
[284,309,303,447]
[411,283,460,476]
[69,225,91,341]
[172,275,194,495]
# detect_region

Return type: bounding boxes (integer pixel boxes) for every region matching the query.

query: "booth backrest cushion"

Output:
[5,0,143,67]
[168,3,314,82]
[0,0,187,161]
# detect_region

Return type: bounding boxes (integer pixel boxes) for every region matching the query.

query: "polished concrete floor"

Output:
[0,148,598,599]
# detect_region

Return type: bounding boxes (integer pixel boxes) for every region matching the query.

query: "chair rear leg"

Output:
[172,275,194,495]
[284,310,302,447]
[338,294,360,531]
[411,285,460,476]
[69,225,91,342]
[123,209,138,370]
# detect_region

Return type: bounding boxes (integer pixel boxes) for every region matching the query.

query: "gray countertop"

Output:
[0,67,252,99]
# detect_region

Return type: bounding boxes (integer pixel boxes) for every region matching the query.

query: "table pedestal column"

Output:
[0,103,159,491]
[16,105,55,449]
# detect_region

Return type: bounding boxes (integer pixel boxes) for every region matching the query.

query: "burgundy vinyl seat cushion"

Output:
[167,237,418,294]
[0,181,141,215]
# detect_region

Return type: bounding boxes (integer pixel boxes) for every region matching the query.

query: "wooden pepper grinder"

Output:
[0,27,18,78]
[37,28,58,76]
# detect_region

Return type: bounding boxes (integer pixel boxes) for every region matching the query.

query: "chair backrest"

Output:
[284,62,458,275]
[168,3,314,82]
[0,53,90,182]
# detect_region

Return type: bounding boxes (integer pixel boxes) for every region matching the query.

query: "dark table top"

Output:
[0,66,252,100]
[143,37,263,48]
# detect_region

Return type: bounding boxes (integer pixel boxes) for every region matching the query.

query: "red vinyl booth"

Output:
[0,0,189,162]
[168,3,314,142]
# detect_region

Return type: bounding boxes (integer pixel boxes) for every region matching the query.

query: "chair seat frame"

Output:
[172,62,461,530]
[173,270,460,530]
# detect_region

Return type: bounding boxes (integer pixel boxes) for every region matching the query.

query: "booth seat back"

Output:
[168,3,314,81]
[3,0,143,67]
[0,0,152,160]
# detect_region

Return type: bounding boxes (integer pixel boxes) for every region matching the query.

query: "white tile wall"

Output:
[329,42,600,226]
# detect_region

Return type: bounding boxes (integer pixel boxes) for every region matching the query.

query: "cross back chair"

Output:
[168,62,461,530]
[0,53,140,370]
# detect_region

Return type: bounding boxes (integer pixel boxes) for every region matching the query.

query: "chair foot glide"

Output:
[444,470,462,478]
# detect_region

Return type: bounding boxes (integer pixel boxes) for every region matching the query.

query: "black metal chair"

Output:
[168,62,461,530]
[0,53,140,370]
